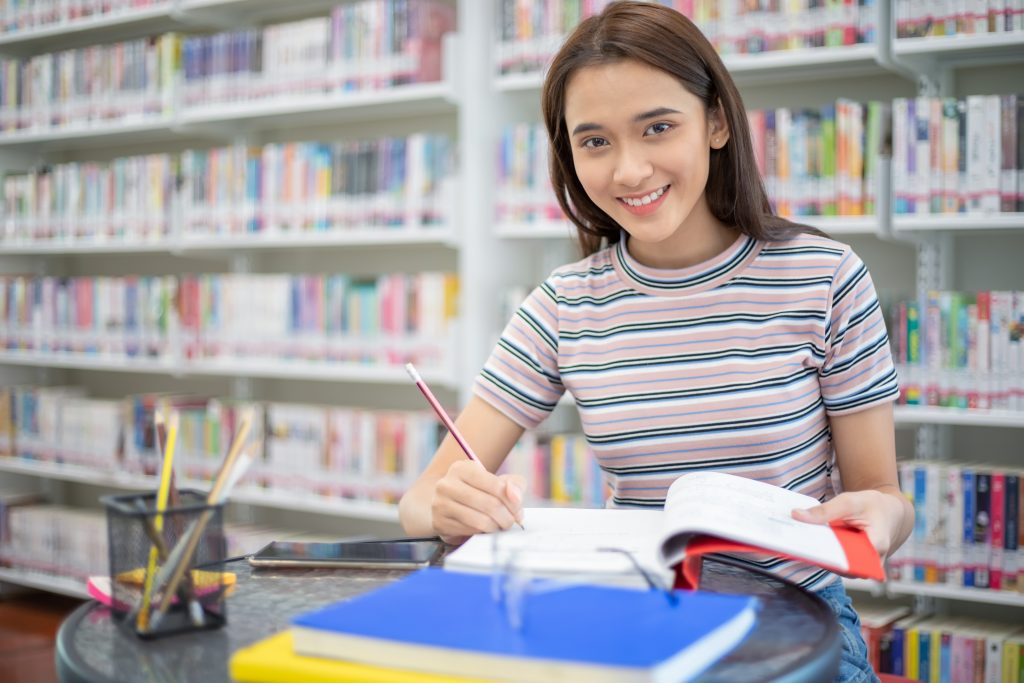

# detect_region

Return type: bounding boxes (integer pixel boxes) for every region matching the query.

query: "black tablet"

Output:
[247,538,445,569]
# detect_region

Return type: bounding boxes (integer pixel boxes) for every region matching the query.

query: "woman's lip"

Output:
[617,185,669,216]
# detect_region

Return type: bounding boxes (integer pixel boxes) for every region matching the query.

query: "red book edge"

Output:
[672,522,885,590]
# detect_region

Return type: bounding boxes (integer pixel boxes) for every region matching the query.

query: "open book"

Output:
[444,471,885,588]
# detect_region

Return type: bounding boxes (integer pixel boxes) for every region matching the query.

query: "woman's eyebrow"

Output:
[571,106,682,136]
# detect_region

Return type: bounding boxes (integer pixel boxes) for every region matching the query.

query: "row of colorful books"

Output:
[503,431,608,506]
[180,1,454,106]
[858,603,1024,682]
[0,1,454,133]
[0,34,180,132]
[750,100,885,217]
[1,387,447,503]
[0,0,168,35]
[889,460,1023,593]
[0,134,455,244]
[495,0,876,74]
[892,95,1024,215]
[889,290,1024,412]
[0,272,459,368]
[895,0,1024,38]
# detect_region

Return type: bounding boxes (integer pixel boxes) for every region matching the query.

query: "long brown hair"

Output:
[541,1,823,256]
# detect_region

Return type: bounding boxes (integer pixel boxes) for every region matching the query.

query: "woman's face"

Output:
[564,59,730,264]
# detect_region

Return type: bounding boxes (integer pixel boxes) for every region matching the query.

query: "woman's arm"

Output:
[399,395,527,542]
[792,401,914,559]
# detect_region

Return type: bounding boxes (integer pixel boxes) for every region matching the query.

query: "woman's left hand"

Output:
[791,488,907,561]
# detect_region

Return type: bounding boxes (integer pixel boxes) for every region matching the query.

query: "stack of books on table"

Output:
[229,566,758,683]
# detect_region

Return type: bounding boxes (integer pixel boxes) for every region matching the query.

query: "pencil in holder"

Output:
[102,490,228,639]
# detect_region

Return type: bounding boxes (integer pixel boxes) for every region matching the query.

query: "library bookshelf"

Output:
[0,1,1022,622]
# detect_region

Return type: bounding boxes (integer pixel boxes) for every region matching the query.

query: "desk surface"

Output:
[57,557,840,683]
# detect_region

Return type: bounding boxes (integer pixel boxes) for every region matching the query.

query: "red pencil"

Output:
[405,363,481,463]
[404,363,524,530]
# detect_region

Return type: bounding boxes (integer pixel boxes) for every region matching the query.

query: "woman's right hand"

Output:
[431,459,525,545]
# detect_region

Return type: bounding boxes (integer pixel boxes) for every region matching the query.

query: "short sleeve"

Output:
[819,248,900,415]
[473,280,566,429]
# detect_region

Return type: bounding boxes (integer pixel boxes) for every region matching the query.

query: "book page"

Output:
[660,471,847,571]
[443,507,665,580]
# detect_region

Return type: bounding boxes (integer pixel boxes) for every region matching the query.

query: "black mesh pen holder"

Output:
[102,490,228,639]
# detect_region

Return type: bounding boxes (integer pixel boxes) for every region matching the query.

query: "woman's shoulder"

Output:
[545,245,618,286]
[759,230,857,268]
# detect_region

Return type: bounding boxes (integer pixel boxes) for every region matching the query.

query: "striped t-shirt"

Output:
[474,231,899,589]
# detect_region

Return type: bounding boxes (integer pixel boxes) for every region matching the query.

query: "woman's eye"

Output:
[645,122,672,136]
[581,137,609,149]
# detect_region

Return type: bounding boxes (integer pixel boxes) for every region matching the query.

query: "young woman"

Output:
[400,2,912,680]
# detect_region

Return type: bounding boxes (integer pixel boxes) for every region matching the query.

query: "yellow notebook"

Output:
[229,631,493,683]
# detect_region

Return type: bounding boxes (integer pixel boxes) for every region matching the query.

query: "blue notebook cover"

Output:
[292,568,758,683]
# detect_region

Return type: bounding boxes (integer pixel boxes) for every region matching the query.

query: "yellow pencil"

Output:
[136,408,179,632]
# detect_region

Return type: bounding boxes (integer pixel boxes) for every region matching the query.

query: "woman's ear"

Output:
[709,99,731,149]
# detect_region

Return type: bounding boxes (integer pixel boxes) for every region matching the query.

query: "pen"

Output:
[404,363,524,531]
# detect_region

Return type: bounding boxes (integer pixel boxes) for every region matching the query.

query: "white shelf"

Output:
[0,83,455,151]
[794,215,880,236]
[724,44,885,84]
[0,352,458,388]
[0,118,178,152]
[846,577,1024,607]
[893,405,1024,428]
[0,227,459,256]
[495,216,878,239]
[0,351,181,375]
[0,567,89,600]
[180,82,457,130]
[892,213,1024,233]
[495,43,887,91]
[495,220,575,239]
[893,32,1024,65]
[495,71,545,92]
[0,458,400,522]
[229,487,399,522]
[0,3,175,56]
[0,458,153,488]
[0,240,174,255]
[177,227,458,251]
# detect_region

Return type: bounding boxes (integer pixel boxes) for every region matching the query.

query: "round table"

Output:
[57,557,840,683]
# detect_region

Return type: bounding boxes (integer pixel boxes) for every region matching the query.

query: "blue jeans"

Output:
[814,580,880,683]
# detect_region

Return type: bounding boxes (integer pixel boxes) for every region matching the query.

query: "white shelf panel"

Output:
[0,118,178,151]
[893,33,1024,63]
[495,71,545,92]
[0,84,454,152]
[0,458,401,522]
[724,44,884,83]
[0,351,181,375]
[495,220,575,239]
[844,577,1024,606]
[0,228,458,256]
[0,240,173,255]
[179,82,456,129]
[0,352,458,388]
[495,216,878,239]
[229,487,399,522]
[0,458,152,488]
[0,4,175,55]
[893,405,1024,428]
[495,44,884,91]
[892,213,1024,233]
[185,359,457,387]
[794,215,880,235]
[0,567,89,599]
[178,227,458,251]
